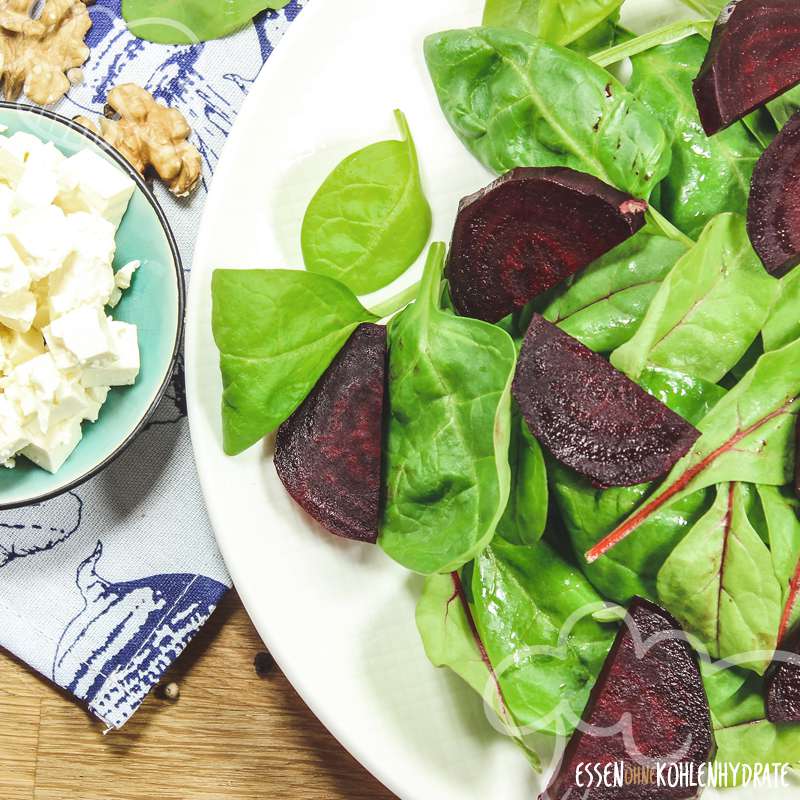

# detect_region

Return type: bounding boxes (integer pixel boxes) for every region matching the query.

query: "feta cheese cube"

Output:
[0,395,29,467]
[56,150,135,229]
[0,235,30,295]
[3,132,44,163]
[83,385,109,422]
[66,211,116,263]
[0,290,36,332]
[0,185,15,232]
[22,416,82,473]
[108,259,140,308]
[0,135,27,187]
[14,142,64,211]
[82,320,139,387]
[43,306,116,368]
[47,254,115,319]
[51,372,93,426]
[11,205,72,280]
[0,327,45,371]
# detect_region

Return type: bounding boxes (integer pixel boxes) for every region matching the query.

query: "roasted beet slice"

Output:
[274,323,386,543]
[446,167,647,323]
[512,316,700,488]
[541,597,715,800]
[748,110,800,275]
[693,0,800,135]
[765,625,800,723]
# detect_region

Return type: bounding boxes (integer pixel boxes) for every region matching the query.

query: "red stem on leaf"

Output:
[585,405,792,564]
[778,560,800,646]
[449,571,510,723]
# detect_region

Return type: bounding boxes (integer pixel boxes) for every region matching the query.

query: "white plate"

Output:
[186,2,774,798]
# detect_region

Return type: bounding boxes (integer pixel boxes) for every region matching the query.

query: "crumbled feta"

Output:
[11,205,72,280]
[108,259,140,308]
[0,395,28,467]
[57,149,136,229]
[0,235,30,295]
[0,290,36,332]
[0,133,142,473]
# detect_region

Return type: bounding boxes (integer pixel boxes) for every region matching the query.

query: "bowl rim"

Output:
[0,101,186,509]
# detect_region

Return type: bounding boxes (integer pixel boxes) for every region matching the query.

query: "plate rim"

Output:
[185,2,408,797]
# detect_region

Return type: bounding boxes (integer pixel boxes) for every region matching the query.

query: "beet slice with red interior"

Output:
[693,0,800,136]
[748,110,800,275]
[512,315,700,488]
[765,625,800,723]
[445,167,647,323]
[274,323,386,543]
[541,597,715,800]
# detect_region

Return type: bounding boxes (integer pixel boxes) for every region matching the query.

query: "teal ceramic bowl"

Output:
[0,103,184,509]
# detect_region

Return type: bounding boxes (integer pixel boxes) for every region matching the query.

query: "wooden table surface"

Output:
[0,591,396,800]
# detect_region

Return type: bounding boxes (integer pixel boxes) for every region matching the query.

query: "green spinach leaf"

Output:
[424,27,671,198]
[758,485,800,630]
[301,110,432,295]
[629,36,763,238]
[497,408,548,546]
[122,0,289,44]
[471,538,615,735]
[638,366,728,425]
[211,269,376,456]
[481,0,622,48]
[416,571,542,768]
[380,244,517,574]
[657,483,782,674]
[553,463,713,604]
[711,673,800,778]
[541,228,687,352]
[763,267,800,353]
[611,214,779,383]
[588,338,800,562]
[768,84,800,130]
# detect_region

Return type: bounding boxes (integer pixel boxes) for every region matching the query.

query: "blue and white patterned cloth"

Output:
[0,0,306,729]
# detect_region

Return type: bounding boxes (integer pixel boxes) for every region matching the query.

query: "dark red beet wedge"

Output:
[541,598,715,800]
[693,0,800,135]
[766,625,800,723]
[274,323,386,543]
[446,167,647,323]
[512,316,700,488]
[749,111,800,275]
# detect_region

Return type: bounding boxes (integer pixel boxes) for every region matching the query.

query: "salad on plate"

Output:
[210,0,800,795]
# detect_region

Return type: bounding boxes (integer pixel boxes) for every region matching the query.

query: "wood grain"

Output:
[0,591,396,800]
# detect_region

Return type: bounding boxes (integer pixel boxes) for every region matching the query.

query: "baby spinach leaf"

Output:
[711,673,800,779]
[611,214,779,384]
[424,27,671,198]
[481,0,622,48]
[497,408,548,546]
[541,228,687,353]
[380,244,517,574]
[211,269,377,456]
[471,538,615,735]
[768,84,800,130]
[552,464,713,604]
[628,36,763,238]
[588,337,800,562]
[763,267,800,353]
[638,366,728,426]
[657,483,783,674]
[416,571,542,768]
[758,485,800,632]
[301,110,432,296]
[122,0,289,44]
